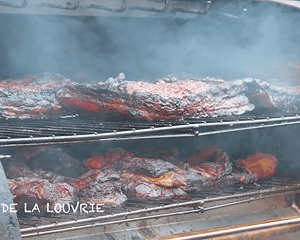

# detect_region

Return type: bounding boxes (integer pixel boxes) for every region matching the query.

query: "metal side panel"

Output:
[0,157,21,240]
[0,0,299,17]
[0,0,212,18]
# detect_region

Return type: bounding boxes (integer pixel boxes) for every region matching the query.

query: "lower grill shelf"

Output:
[18,176,300,239]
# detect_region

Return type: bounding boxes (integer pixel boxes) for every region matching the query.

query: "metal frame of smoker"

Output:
[0,0,299,18]
[0,0,213,18]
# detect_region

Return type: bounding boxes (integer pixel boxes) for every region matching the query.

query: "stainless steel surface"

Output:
[0,0,212,18]
[0,0,299,18]
[152,216,300,239]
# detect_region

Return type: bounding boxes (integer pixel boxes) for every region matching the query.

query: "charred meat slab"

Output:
[6,146,279,208]
[235,153,278,182]
[68,170,127,208]
[56,77,254,121]
[9,178,75,212]
[120,172,187,201]
[84,148,133,170]
[57,75,300,121]
[1,73,300,120]
[0,73,70,119]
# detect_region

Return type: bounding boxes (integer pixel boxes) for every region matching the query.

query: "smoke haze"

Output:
[0,0,299,82]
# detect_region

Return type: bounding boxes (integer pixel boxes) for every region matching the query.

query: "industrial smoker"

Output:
[1,1,300,239]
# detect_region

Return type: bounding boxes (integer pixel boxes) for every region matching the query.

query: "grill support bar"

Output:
[154,216,300,240]
[1,115,300,148]
[20,183,300,237]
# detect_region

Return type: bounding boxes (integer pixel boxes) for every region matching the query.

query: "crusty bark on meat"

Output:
[1,73,300,121]
[8,178,75,212]
[84,149,188,201]
[184,146,232,178]
[234,153,278,182]
[120,172,187,201]
[7,146,279,207]
[84,148,133,170]
[85,148,183,177]
[115,157,184,177]
[56,77,255,121]
[85,148,183,171]
[183,146,278,190]
[67,170,127,207]
[8,169,127,210]
[183,146,233,190]
[56,75,300,121]
[0,73,70,119]
[133,146,183,167]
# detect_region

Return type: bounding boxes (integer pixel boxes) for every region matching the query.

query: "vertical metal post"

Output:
[0,157,21,240]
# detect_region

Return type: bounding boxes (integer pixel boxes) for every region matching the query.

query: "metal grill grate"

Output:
[0,114,300,148]
[18,175,300,238]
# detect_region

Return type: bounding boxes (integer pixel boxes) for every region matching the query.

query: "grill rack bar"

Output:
[19,177,300,237]
[0,115,300,148]
[22,191,298,239]
[154,216,300,240]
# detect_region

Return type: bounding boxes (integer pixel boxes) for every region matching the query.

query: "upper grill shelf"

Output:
[0,114,299,148]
